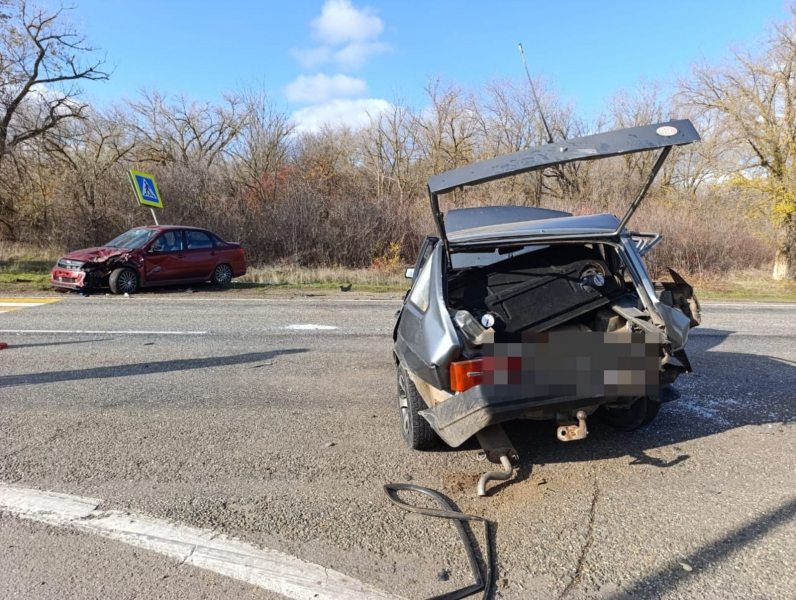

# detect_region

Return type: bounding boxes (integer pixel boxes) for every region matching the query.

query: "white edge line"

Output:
[699,302,796,308]
[0,329,207,335]
[0,484,402,600]
[0,302,47,307]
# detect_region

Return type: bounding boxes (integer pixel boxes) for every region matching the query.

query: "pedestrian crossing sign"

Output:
[128,170,164,209]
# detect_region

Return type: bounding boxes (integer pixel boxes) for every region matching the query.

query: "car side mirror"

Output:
[405,268,415,279]
[149,244,163,253]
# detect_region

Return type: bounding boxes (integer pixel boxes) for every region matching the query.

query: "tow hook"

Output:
[557,410,589,442]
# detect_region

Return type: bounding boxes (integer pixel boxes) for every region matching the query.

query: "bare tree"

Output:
[126,90,245,167]
[45,106,137,243]
[360,100,421,199]
[227,87,294,204]
[0,0,108,238]
[415,78,477,180]
[680,7,796,279]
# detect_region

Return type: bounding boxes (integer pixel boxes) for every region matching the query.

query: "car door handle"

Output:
[210,251,217,256]
[177,254,184,258]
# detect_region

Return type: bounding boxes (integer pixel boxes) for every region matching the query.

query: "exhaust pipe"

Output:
[477,453,514,497]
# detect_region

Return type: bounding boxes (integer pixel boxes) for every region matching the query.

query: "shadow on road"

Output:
[608,495,796,600]
[495,327,795,471]
[6,338,113,349]
[0,349,307,388]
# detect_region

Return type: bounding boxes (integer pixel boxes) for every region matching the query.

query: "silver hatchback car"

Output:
[393,120,702,495]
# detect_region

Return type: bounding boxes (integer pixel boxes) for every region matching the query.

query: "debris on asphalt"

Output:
[384,482,494,599]
[325,441,336,448]
[437,569,450,582]
[340,283,352,292]
[680,562,694,572]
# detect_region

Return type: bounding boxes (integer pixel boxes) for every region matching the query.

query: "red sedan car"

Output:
[51,226,246,294]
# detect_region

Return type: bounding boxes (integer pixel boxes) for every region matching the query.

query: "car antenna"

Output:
[518,42,554,145]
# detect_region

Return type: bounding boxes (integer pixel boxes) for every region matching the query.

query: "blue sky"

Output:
[73,0,789,130]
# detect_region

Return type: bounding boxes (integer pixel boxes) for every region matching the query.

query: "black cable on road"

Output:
[383,483,494,600]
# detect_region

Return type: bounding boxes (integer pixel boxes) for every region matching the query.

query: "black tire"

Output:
[397,365,439,450]
[109,267,139,295]
[212,263,233,285]
[597,396,660,431]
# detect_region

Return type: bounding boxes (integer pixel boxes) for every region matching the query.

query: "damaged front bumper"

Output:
[51,268,88,289]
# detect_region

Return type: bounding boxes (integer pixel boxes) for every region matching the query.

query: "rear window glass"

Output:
[105,229,158,249]
[409,258,432,312]
[185,231,214,249]
[450,245,548,269]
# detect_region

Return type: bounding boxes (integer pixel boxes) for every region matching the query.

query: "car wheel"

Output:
[109,267,139,295]
[397,365,439,450]
[597,396,660,431]
[212,263,233,285]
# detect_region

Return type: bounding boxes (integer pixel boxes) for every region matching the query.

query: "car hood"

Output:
[62,247,133,262]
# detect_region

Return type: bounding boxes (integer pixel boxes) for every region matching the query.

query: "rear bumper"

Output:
[420,386,612,447]
[50,268,87,289]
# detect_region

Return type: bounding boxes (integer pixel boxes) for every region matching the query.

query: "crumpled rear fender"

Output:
[655,268,701,327]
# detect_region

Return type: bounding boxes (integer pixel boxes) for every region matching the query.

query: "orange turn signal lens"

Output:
[450,358,484,393]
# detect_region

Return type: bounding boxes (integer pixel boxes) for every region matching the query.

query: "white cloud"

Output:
[291,47,333,70]
[285,74,367,103]
[333,41,390,69]
[292,0,389,71]
[311,0,383,45]
[292,98,391,132]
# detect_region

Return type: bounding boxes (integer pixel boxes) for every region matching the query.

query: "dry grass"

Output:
[693,269,796,301]
[239,264,408,291]
[0,241,60,263]
[3,240,795,300]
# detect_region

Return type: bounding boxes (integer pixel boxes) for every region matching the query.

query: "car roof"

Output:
[447,212,621,245]
[445,206,572,234]
[133,225,210,232]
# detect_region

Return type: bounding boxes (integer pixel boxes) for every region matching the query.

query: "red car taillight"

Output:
[450,356,525,391]
[450,359,484,392]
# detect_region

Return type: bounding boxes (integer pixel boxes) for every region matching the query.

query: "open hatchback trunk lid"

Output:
[426,119,700,249]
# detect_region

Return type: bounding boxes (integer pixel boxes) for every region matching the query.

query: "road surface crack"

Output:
[180,545,196,567]
[0,425,78,461]
[559,474,600,598]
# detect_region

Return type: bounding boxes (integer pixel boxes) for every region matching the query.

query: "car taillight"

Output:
[450,358,484,392]
[238,248,245,257]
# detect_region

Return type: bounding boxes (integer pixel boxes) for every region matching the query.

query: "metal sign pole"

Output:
[150,207,159,226]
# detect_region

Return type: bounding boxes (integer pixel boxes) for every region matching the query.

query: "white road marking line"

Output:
[0,484,401,600]
[0,329,207,335]
[284,324,339,330]
[0,302,47,307]
[699,302,796,308]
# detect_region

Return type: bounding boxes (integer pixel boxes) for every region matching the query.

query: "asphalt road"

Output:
[1,294,795,599]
